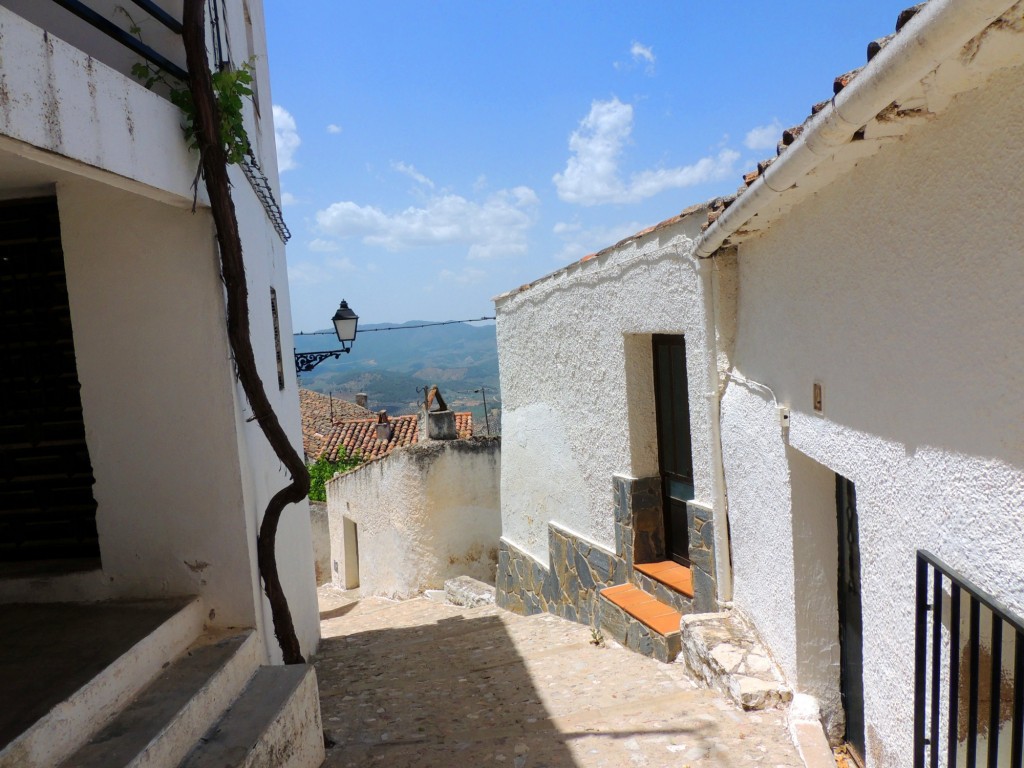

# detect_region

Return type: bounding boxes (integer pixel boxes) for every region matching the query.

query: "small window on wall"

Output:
[270,288,284,390]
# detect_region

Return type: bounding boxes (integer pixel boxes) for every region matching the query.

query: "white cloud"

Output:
[326,124,342,134]
[631,42,655,74]
[316,185,539,260]
[325,256,356,272]
[744,120,783,150]
[552,220,644,263]
[281,191,299,206]
[392,161,435,189]
[272,105,301,172]
[287,256,355,286]
[631,42,655,64]
[553,98,740,205]
[308,238,340,252]
[439,267,487,285]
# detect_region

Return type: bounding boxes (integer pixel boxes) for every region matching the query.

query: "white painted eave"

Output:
[695,0,1023,258]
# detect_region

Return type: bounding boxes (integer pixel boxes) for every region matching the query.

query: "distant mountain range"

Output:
[293,321,500,418]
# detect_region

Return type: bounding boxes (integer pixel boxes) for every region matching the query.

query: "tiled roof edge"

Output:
[695,0,1020,258]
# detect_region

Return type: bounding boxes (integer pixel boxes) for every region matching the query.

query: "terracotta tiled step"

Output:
[634,561,694,598]
[601,583,682,635]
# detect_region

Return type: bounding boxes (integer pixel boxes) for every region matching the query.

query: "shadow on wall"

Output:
[314,608,721,765]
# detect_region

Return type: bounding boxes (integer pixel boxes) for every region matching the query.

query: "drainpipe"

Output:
[694,0,1016,259]
[696,254,733,602]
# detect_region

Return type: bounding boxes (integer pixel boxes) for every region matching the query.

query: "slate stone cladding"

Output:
[599,598,682,663]
[686,500,718,613]
[497,474,719,627]
[613,475,664,566]
[496,523,625,628]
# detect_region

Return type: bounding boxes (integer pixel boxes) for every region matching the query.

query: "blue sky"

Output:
[264,2,906,331]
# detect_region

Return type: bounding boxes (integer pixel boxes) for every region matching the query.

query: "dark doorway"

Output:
[652,334,694,566]
[836,474,865,759]
[0,197,99,563]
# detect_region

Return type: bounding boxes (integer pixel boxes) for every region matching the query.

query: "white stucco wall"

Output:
[325,439,501,599]
[0,6,203,207]
[720,63,1024,766]
[60,180,256,628]
[494,214,714,565]
[0,0,321,662]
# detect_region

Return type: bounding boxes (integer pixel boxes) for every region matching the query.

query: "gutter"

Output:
[694,0,1017,258]
[696,255,733,602]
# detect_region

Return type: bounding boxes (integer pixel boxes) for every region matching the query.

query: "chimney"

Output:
[420,385,457,441]
[374,410,392,442]
[356,393,368,409]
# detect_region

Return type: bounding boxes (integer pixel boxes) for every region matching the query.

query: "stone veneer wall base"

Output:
[497,476,719,630]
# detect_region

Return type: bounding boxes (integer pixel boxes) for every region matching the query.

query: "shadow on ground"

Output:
[312,596,795,767]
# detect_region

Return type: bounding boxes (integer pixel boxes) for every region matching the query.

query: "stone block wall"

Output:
[497,474,719,627]
[613,475,665,564]
[687,500,718,613]
[496,522,625,628]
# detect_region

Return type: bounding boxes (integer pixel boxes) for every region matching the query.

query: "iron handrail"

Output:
[48,0,188,81]
[918,550,1024,637]
[914,549,1024,768]
[128,0,183,34]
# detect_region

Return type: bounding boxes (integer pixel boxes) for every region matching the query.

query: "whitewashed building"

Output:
[0,2,323,766]
[495,2,1024,766]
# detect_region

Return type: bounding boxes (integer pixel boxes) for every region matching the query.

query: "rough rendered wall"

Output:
[721,64,1024,766]
[33,0,321,662]
[326,439,501,598]
[495,216,713,565]
[60,181,257,629]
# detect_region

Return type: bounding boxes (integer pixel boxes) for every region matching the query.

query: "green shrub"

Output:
[308,450,361,502]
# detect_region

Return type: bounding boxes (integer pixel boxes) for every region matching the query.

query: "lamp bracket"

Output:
[294,345,352,373]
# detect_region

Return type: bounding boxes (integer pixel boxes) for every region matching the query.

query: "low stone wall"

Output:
[687,500,718,613]
[497,473,718,625]
[496,523,624,627]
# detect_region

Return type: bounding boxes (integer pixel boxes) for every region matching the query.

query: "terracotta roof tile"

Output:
[704,2,938,234]
[319,411,474,464]
[298,389,373,460]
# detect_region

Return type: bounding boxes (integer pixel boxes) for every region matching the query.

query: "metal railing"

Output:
[39,0,290,244]
[914,550,1024,767]
[48,0,187,81]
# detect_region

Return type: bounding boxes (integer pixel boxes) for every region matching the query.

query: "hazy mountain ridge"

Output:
[294,321,500,417]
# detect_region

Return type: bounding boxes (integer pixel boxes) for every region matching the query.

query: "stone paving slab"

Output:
[314,586,803,767]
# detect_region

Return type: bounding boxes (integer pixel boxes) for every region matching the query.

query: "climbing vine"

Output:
[121,7,255,166]
[177,0,309,664]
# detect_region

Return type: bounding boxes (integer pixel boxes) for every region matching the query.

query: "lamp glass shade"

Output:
[332,300,359,343]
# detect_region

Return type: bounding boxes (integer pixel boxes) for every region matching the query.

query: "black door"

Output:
[0,198,99,563]
[836,475,865,759]
[652,335,694,566]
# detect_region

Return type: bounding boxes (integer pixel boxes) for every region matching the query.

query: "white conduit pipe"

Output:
[695,0,1017,259]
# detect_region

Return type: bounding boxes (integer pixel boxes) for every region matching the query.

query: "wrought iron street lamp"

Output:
[294,300,359,373]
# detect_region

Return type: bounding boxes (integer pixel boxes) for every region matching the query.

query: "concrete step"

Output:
[597,583,682,663]
[631,561,694,616]
[179,665,325,768]
[678,611,793,711]
[0,597,205,768]
[57,630,259,768]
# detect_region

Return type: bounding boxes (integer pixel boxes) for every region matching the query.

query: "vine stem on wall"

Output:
[182,0,308,664]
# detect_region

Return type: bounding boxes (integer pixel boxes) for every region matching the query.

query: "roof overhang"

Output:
[695,0,1024,258]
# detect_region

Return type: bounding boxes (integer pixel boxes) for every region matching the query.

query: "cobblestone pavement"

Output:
[314,586,803,768]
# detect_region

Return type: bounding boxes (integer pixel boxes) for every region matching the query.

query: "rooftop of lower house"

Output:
[298,389,373,460]
[319,411,473,464]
